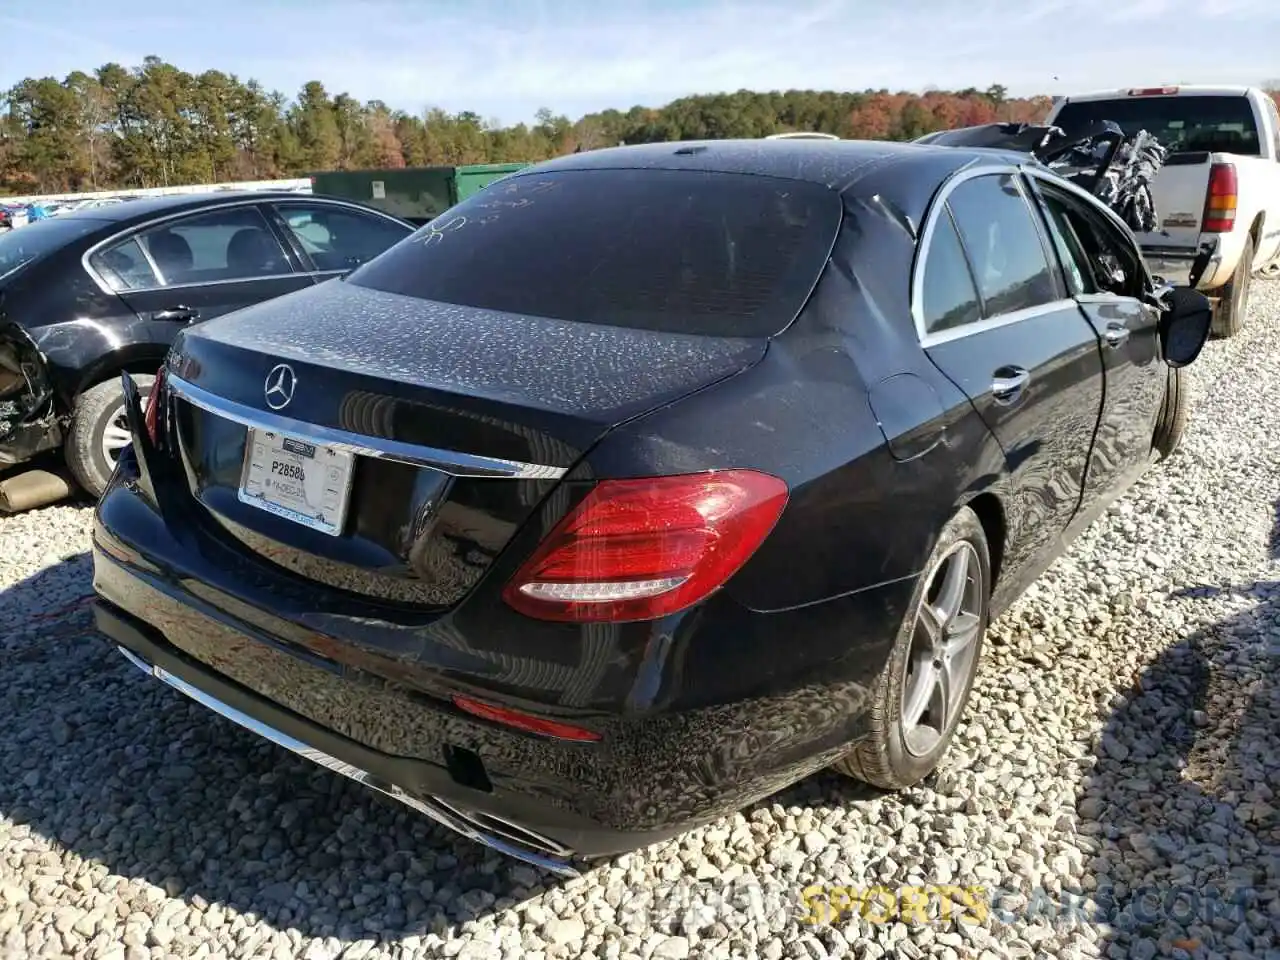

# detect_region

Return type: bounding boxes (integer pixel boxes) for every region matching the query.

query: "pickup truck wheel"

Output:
[1153,366,1189,460]
[64,375,154,499]
[1211,234,1254,339]
[832,506,989,790]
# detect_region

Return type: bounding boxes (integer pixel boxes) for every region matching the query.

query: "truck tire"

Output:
[1153,366,1189,461]
[64,374,154,500]
[1211,234,1254,339]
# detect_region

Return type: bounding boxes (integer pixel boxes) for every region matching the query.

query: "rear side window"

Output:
[946,174,1057,316]
[1053,95,1262,156]
[347,169,842,337]
[920,212,981,334]
[96,206,293,289]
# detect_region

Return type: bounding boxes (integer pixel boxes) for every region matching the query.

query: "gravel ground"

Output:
[1,283,1279,960]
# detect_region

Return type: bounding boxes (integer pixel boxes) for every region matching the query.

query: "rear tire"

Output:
[1210,234,1254,339]
[1153,366,1189,461]
[64,374,154,500]
[832,506,990,790]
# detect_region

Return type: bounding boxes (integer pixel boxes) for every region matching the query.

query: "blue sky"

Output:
[3,0,1278,125]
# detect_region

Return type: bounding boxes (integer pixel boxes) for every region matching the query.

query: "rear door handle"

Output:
[991,367,1030,405]
[1103,322,1130,348]
[149,306,200,324]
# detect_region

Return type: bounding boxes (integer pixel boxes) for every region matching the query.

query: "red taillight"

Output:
[144,365,166,445]
[1127,86,1179,96]
[451,695,602,742]
[502,469,789,623]
[1202,162,1238,232]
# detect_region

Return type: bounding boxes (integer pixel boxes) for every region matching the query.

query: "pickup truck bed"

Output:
[1046,85,1280,336]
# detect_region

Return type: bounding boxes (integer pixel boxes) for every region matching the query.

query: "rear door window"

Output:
[1053,95,1262,156]
[112,206,294,288]
[347,169,843,337]
[945,173,1057,316]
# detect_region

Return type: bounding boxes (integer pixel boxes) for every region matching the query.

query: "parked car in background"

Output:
[1044,85,1280,337]
[91,139,1212,876]
[0,191,414,498]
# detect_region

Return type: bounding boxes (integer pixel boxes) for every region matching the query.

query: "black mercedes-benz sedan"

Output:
[90,139,1212,876]
[0,192,413,498]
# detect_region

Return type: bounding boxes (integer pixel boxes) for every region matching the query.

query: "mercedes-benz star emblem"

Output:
[264,363,297,411]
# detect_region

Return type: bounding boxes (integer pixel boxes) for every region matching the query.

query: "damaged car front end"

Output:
[0,316,61,468]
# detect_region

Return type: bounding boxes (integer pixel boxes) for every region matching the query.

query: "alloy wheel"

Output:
[900,540,984,757]
[99,393,149,468]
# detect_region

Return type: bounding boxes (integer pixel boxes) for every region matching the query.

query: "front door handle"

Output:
[991,367,1030,405]
[1103,322,1130,348]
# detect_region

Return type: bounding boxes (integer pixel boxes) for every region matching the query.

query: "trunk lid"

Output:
[163,279,767,609]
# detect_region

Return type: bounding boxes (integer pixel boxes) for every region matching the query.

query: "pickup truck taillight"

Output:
[1202,163,1238,232]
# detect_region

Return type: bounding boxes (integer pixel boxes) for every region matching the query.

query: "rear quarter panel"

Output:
[579,194,1009,615]
[4,238,168,404]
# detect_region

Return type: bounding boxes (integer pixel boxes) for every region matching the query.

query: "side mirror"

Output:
[1158,286,1213,368]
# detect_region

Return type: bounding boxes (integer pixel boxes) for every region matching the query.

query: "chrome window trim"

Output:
[80,197,411,296]
[919,298,1078,348]
[912,162,1123,345]
[165,373,568,480]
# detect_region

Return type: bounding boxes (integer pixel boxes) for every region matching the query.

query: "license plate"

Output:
[237,428,355,536]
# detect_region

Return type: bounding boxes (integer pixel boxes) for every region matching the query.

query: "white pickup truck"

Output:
[1045,85,1280,337]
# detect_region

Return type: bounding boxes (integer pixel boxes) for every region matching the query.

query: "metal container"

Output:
[309,163,530,225]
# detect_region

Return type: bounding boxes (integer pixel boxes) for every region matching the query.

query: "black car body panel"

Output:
[0,192,414,474]
[90,139,1200,869]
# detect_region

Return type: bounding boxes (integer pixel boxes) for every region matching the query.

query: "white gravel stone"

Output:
[2,281,1280,959]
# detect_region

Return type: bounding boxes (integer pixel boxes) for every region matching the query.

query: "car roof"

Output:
[522,137,1003,192]
[49,190,316,224]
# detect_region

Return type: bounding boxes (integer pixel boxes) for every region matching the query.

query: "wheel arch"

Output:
[961,491,1006,590]
[66,345,170,407]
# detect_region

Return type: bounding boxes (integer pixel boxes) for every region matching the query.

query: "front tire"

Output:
[1153,366,1189,461]
[64,374,154,499]
[833,506,990,790]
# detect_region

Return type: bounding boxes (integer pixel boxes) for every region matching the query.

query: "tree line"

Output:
[3,57,1277,195]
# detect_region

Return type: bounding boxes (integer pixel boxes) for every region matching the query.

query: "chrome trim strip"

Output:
[116,646,581,878]
[918,298,1079,348]
[165,373,568,480]
[80,196,411,296]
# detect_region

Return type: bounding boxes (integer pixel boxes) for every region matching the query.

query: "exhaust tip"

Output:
[112,645,582,878]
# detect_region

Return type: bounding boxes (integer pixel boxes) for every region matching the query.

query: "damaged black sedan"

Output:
[91,139,1212,876]
[0,193,412,500]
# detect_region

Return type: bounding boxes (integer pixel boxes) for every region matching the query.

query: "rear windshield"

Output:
[1053,95,1261,156]
[347,168,841,337]
[0,216,103,281]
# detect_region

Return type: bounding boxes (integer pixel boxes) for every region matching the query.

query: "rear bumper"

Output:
[90,452,909,865]
[95,599,588,876]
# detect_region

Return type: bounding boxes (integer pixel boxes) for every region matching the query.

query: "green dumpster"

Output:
[309,162,530,225]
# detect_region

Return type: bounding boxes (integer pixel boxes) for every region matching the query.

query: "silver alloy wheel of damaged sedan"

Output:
[901,540,984,757]
[65,374,154,499]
